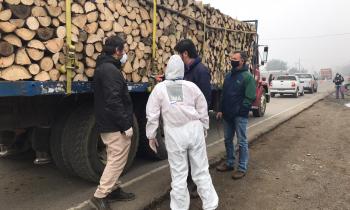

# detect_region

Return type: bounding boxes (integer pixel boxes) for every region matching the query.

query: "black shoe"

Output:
[188,182,199,198]
[107,188,136,202]
[89,197,111,210]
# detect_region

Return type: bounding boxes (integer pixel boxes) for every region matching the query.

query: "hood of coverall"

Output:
[165,55,185,80]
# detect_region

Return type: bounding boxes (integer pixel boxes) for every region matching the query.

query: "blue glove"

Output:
[238,105,250,118]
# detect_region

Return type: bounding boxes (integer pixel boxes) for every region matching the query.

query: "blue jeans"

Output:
[336,85,344,99]
[223,117,249,172]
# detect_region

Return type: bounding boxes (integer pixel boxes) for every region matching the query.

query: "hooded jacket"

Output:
[93,53,133,133]
[184,57,212,107]
[146,55,209,139]
[333,74,344,86]
[219,65,256,121]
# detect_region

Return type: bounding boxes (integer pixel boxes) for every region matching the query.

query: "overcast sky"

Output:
[202,0,350,72]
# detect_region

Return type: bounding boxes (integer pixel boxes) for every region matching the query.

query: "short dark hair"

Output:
[233,51,248,64]
[103,36,125,55]
[174,39,198,59]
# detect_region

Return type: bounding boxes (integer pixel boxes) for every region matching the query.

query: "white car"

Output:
[270,75,304,98]
[295,73,318,93]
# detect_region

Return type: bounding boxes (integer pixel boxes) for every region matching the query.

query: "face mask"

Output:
[231,60,240,68]
[120,53,128,64]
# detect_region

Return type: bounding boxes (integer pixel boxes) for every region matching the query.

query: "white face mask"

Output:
[120,53,128,64]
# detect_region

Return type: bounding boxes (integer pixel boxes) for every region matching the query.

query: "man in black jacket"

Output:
[175,39,212,198]
[333,73,345,99]
[90,36,135,210]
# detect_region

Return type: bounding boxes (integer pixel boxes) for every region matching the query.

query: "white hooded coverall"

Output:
[146,55,218,210]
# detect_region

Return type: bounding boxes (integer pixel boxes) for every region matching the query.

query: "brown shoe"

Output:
[232,170,246,179]
[216,162,234,172]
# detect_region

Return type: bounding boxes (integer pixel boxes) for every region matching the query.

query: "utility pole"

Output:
[298,57,301,72]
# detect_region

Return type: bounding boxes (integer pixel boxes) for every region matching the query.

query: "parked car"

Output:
[295,73,318,93]
[270,75,304,98]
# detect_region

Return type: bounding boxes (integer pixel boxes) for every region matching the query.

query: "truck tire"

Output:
[138,114,167,160]
[62,104,139,183]
[50,111,76,176]
[310,86,314,94]
[253,90,266,117]
[294,89,299,98]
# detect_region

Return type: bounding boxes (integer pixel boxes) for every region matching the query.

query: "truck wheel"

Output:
[294,89,299,98]
[252,90,266,117]
[62,104,139,183]
[310,86,314,93]
[50,111,76,176]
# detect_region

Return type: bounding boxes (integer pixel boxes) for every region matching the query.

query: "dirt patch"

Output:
[149,95,350,210]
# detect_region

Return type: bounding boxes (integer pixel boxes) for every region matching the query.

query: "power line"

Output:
[262,32,350,41]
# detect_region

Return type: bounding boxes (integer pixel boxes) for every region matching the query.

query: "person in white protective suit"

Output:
[146,55,218,210]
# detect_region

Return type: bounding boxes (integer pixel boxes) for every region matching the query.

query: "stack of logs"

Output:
[0,0,256,85]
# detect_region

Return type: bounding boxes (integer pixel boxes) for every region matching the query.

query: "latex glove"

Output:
[216,112,223,120]
[124,127,133,138]
[204,129,208,138]
[149,138,159,153]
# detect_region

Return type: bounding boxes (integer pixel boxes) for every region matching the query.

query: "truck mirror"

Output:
[263,46,269,63]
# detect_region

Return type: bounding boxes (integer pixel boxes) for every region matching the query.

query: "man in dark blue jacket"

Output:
[216,51,256,180]
[175,39,212,198]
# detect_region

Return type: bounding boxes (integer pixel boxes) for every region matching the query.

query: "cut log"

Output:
[85,44,94,57]
[47,0,58,7]
[123,61,133,73]
[45,5,62,17]
[100,20,113,32]
[94,42,103,52]
[15,28,36,41]
[28,64,40,75]
[9,4,31,19]
[21,0,34,5]
[56,26,66,39]
[49,69,60,81]
[32,6,47,17]
[0,54,15,68]
[28,39,45,50]
[87,34,102,43]
[45,38,64,53]
[15,48,31,65]
[87,11,98,23]
[34,71,50,81]
[1,65,32,81]
[0,10,12,21]
[52,52,59,64]
[40,57,54,71]
[0,22,17,33]
[132,71,141,83]
[26,48,44,61]
[85,1,97,13]
[72,15,87,29]
[75,42,84,53]
[26,16,40,30]
[38,16,51,27]
[75,61,84,74]
[3,35,22,47]
[86,57,96,68]
[113,22,124,32]
[85,68,94,78]
[72,3,84,14]
[9,19,25,28]
[4,0,21,5]
[37,27,55,41]
[73,73,88,81]
[85,22,98,34]
[0,41,14,57]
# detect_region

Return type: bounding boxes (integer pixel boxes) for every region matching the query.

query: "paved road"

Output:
[0,81,333,210]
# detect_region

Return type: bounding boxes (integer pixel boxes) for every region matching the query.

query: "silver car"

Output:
[295,73,318,93]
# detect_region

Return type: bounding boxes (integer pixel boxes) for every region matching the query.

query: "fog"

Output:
[202,0,350,73]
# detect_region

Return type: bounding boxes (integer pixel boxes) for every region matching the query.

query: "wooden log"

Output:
[0,10,12,21]
[38,16,52,27]
[0,54,15,68]
[40,57,54,71]
[3,35,22,47]
[15,48,31,65]
[32,6,47,17]
[87,11,98,23]
[0,41,14,57]
[15,28,36,41]
[85,22,98,34]
[123,61,133,73]
[4,0,21,5]
[73,73,88,81]
[72,3,84,14]
[0,22,17,33]
[21,0,34,5]
[1,65,32,81]
[28,64,40,75]
[26,48,44,61]
[94,42,103,53]
[100,20,113,32]
[72,14,87,29]
[86,57,96,68]
[85,44,94,57]
[9,19,25,28]
[85,68,94,78]
[75,42,84,53]
[26,16,40,30]
[45,5,62,17]
[9,4,31,19]
[28,39,45,50]
[37,28,54,41]
[56,26,66,39]
[34,71,50,81]
[85,1,97,13]
[49,69,60,81]
[132,71,141,83]
[45,38,63,53]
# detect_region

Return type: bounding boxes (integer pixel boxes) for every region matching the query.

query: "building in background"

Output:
[320,68,333,80]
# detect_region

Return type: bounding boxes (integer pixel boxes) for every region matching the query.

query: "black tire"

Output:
[62,104,139,183]
[310,86,314,94]
[294,90,299,98]
[252,90,266,117]
[50,111,76,176]
[300,89,305,96]
[138,114,167,160]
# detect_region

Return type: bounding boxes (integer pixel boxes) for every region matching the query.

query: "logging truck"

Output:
[0,0,269,182]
